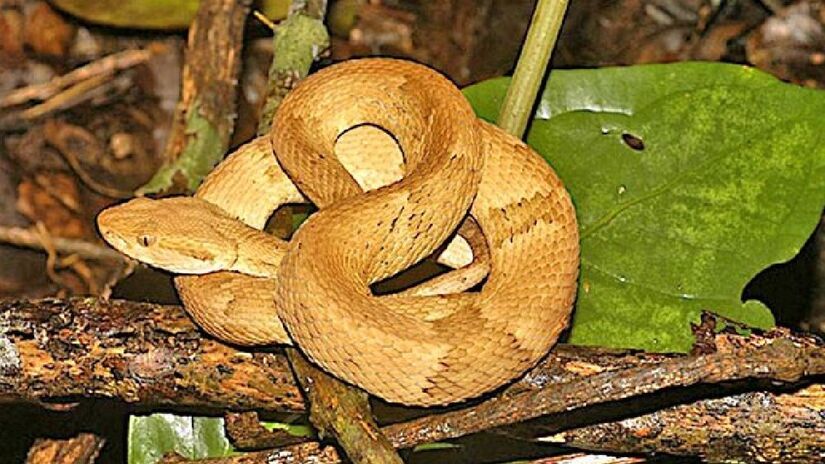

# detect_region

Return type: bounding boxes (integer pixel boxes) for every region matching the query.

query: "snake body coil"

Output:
[98,59,579,406]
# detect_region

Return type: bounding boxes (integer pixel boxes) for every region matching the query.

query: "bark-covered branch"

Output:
[0,298,303,412]
[25,433,105,464]
[157,387,824,463]
[2,298,823,461]
[140,0,252,193]
[383,314,825,447]
[287,351,402,463]
[255,2,329,134]
[542,384,825,462]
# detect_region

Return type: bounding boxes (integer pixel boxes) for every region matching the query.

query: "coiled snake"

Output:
[97,59,579,406]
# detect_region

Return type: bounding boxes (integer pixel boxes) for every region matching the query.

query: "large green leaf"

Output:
[50,0,289,29]
[464,63,825,352]
[128,414,233,464]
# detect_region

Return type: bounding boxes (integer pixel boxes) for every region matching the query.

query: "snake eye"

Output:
[137,235,156,247]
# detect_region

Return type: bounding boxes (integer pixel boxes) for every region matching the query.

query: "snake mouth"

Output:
[98,228,132,256]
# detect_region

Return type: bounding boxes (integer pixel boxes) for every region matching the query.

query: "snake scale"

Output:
[97,59,580,406]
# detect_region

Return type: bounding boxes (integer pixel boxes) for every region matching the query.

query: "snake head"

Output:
[96,197,239,274]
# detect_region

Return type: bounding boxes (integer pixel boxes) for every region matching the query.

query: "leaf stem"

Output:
[496,0,570,138]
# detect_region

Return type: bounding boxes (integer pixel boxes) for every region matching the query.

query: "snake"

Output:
[97,59,580,406]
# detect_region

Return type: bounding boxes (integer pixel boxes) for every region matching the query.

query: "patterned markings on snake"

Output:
[97,58,579,406]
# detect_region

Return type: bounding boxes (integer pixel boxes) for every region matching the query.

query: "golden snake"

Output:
[97,59,580,406]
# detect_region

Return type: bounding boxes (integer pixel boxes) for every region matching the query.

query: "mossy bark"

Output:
[140,0,252,194]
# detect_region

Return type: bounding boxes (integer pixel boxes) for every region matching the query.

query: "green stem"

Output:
[256,0,329,136]
[496,0,570,138]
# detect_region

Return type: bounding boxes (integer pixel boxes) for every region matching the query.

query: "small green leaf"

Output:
[260,421,315,438]
[412,441,462,452]
[464,63,825,352]
[128,414,234,464]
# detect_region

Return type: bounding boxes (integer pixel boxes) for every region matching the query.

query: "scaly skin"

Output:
[97,58,579,406]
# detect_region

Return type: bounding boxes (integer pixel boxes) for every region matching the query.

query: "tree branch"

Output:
[287,350,402,463]
[25,433,105,464]
[255,1,329,134]
[540,384,825,462]
[3,299,823,461]
[0,298,303,412]
[383,314,825,447]
[140,0,253,194]
[157,387,824,463]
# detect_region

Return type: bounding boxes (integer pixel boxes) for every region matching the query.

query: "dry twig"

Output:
[0,225,124,262]
[0,49,153,109]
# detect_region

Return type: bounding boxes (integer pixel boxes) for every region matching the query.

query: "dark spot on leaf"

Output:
[622,133,645,151]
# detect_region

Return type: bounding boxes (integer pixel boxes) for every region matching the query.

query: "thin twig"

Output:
[496,0,570,138]
[0,49,153,109]
[17,74,112,120]
[758,0,784,14]
[0,74,131,130]
[0,225,125,262]
[252,10,277,31]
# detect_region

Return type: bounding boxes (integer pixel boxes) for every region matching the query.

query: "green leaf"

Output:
[50,0,289,29]
[260,421,315,438]
[412,441,462,452]
[464,63,825,352]
[128,414,234,464]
